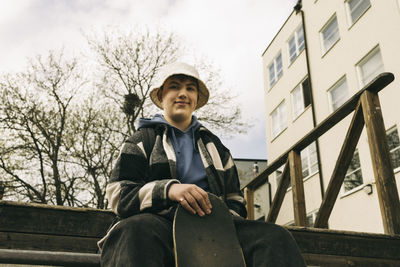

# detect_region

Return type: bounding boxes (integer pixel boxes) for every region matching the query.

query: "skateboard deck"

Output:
[173,193,246,267]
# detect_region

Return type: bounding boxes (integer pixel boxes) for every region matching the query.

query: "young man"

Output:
[99,62,306,266]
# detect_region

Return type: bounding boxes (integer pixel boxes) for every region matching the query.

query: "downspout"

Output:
[295,1,326,200]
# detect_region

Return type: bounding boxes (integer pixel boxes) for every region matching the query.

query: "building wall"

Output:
[262,11,313,161]
[234,159,269,220]
[234,159,268,188]
[261,0,400,233]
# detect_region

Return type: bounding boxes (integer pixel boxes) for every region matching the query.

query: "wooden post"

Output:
[289,150,307,226]
[314,102,365,228]
[360,90,400,234]
[245,188,254,220]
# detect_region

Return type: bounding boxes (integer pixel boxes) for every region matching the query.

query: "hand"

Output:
[168,184,212,217]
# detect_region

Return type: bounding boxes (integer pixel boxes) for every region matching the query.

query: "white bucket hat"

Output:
[150,62,210,110]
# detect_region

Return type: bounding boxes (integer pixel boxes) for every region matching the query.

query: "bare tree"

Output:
[87,27,249,136]
[0,50,85,205]
[193,61,249,136]
[0,27,249,208]
[64,96,125,208]
[87,27,180,135]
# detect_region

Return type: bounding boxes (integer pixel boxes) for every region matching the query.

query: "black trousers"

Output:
[100,213,306,267]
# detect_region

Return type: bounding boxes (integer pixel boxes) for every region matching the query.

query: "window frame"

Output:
[320,14,340,55]
[270,100,287,139]
[356,46,384,88]
[342,149,364,195]
[301,142,319,180]
[291,77,311,120]
[287,26,305,65]
[291,84,305,119]
[386,126,400,172]
[327,76,349,113]
[268,52,283,89]
[346,0,371,26]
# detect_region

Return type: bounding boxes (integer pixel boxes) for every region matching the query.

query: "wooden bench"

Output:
[0,201,114,266]
[1,200,400,266]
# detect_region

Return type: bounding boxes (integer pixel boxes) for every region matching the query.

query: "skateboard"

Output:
[173,193,246,267]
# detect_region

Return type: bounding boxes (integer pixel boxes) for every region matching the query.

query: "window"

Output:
[328,77,349,112]
[268,52,283,88]
[269,64,275,87]
[343,149,363,193]
[275,142,318,188]
[291,78,311,119]
[347,0,371,25]
[321,15,340,53]
[292,85,304,118]
[288,26,305,64]
[387,127,400,170]
[271,101,287,138]
[276,53,283,78]
[357,47,384,87]
[301,142,318,179]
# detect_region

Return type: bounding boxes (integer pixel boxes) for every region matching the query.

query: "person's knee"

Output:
[262,223,296,245]
[101,214,174,266]
[236,221,305,266]
[237,221,295,251]
[266,222,291,237]
[236,220,294,247]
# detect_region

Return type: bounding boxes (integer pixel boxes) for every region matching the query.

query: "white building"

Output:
[260,0,400,233]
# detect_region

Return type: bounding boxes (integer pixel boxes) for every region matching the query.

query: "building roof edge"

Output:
[233,158,268,162]
[261,9,297,57]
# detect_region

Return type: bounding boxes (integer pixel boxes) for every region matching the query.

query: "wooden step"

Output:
[2,201,400,266]
[289,226,400,266]
[0,249,100,266]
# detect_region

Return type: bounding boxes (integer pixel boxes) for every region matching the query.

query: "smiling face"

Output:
[159,74,199,130]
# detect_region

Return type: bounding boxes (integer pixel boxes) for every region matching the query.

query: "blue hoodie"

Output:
[138,114,209,191]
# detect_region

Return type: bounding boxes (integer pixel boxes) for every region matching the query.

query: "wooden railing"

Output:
[243,72,400,235]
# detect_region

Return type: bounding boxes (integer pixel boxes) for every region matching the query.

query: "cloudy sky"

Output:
[0,0,297,160]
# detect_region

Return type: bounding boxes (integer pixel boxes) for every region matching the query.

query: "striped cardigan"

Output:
[106,124,247,219]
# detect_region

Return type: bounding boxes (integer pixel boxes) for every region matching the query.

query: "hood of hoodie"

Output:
[138,114,209,191]
[138,114,201,133]
[138,114,202,150]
